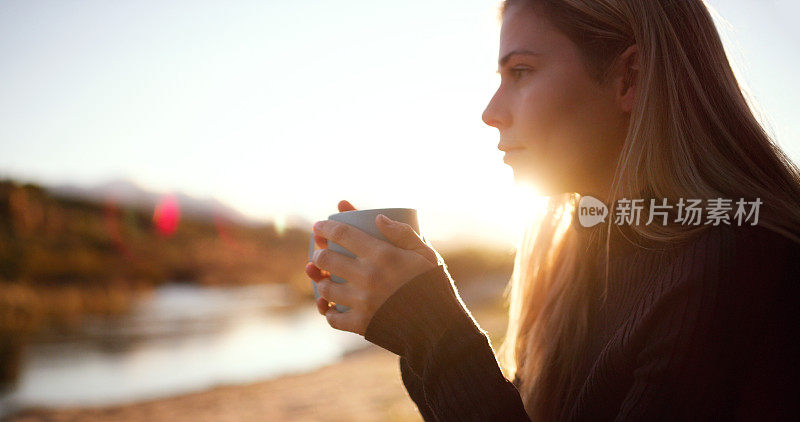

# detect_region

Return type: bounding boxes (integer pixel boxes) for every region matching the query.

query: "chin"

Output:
[513,170,572,196]
[513,167,549,189]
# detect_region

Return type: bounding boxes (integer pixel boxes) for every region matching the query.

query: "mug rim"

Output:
[328,207,417,219]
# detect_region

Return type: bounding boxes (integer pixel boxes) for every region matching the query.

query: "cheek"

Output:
[509,68,618,191]
[516,70,595,159]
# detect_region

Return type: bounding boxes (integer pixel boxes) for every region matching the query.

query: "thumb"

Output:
[375,214,420,249]
[376,214,439,264]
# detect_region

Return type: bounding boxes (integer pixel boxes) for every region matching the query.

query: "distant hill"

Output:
[48,179,253,225]
[0,179,313,290]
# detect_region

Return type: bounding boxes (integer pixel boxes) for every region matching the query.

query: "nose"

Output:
[482,88,510,129]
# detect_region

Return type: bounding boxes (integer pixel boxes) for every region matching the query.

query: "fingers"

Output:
[312,200,359,319]
[375,215,439,265]
[375,214,421,250]
[316,297,331,315]
[314,233,328,249]
[338,200,357,212]
[316,278,364,334]
[312,201,357,249]
[305,262,330,281]
[312,220,382,258]
[324,304,362,334]
[311,247,363,283]
[314,278,359,309]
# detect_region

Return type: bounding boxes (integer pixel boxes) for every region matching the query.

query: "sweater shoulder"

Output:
[688,224,800,267]
[610,224,800,317]
[610,224,800,364]
[644,224,800,304]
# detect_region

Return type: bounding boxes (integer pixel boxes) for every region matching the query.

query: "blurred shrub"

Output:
[439,246,516,287]
[0,178,518,340]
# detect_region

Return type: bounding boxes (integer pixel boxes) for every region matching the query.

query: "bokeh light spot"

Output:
[153,195,180,237]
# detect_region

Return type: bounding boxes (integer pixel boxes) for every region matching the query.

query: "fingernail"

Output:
[312,249,321,262]
[378,214,391,223]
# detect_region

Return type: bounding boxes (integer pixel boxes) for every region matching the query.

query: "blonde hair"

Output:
[495,0,800,419]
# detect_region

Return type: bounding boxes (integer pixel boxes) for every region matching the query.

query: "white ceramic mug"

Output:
[308,208,420,313]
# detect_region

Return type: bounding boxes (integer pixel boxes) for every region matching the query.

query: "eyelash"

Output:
[507,66,533,81]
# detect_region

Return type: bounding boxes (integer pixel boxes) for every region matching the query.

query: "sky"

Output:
[1,0,798,247]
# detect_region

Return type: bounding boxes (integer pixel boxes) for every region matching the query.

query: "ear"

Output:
[614,44,639,113]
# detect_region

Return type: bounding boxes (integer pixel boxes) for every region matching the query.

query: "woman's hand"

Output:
[304,200,441,336]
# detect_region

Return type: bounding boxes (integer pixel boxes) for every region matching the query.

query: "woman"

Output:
[306,0,800,420]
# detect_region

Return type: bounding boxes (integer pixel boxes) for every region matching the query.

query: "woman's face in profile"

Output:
[482,3,628,196]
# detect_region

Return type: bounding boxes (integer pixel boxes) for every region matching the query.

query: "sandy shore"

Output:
[9,344,423,422]
[8,296,510,422]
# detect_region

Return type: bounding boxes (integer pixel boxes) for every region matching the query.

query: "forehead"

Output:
[499,4,570,58]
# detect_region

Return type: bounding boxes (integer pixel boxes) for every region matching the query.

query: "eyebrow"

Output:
[497,50,542,73]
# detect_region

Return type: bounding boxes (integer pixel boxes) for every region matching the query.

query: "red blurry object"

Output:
[153,195,180,237]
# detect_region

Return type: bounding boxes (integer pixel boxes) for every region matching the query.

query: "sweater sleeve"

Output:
[399,356,439,421]
[613,226,800,421]
[364,264,531,421]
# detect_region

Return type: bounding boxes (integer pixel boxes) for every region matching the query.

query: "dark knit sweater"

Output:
[364,224,800,421]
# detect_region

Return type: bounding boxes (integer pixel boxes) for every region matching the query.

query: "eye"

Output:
[510,66,533,80]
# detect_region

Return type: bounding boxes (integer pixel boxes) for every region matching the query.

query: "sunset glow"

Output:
[0,0,797,246]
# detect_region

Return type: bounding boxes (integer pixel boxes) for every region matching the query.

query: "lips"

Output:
[502,149,525,164]
[497,142,525,153]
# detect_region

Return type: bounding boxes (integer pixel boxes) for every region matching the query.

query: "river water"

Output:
[0,282,368,415]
